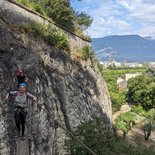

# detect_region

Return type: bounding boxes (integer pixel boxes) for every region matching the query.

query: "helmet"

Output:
[19,83,26,87]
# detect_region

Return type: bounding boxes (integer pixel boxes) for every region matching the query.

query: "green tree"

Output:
[131,105,146,116]
[98,68,145,112]
[42,0,75,30]
[115,112,135,139]
[142,108,155,141]
[17,0,93,33]
[66,118,155,155]
[146,68,155,77]
[126,74,147,104]
[111,91,126,112]
[127,74,155,110]
[66,118,113,155]
[75,11,93,30]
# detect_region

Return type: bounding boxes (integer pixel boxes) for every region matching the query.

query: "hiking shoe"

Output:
[21,136,25,141]
[21,135,25,141]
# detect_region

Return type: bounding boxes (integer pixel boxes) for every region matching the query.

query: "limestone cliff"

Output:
[0,3,112,155]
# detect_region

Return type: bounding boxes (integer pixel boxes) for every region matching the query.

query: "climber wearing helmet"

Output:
[4,83,36,140]
[13,68,28,86]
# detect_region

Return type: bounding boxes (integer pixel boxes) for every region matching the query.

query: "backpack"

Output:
[15,91,28,97]
[13,92,29,109]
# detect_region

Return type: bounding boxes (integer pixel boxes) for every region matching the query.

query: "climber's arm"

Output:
[4,91,17,100]
[13,76,17,83]
[24,76,28,82]
[27,92,37,101]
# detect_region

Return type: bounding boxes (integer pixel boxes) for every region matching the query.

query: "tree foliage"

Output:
[99,68,145,112]
[115,112,136,138]
[17,0,93,33]
[75,11,93,31]
[146,68,155,77]
[142,108,155,141]
[131,105,146,116]
[126,74,155,110]
[66,118,155,155]
[43,0,75,30]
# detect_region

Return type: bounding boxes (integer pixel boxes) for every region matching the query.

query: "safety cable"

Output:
[0,101,97,154]
[38,104,97,155]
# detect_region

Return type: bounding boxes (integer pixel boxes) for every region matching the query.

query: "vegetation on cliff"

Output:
[16,0,92,39]
[19,22,69,51]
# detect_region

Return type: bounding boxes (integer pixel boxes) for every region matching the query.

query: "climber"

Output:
[13,68,28,86]
[4,83,36,140]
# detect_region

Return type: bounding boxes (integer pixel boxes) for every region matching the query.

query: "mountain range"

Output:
[91,35,155,62]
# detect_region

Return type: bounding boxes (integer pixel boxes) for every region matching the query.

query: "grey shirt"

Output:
[10,91,36,109]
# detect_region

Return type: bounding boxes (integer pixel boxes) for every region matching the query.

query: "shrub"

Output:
[66,118,155,155]
[30,2,46,16]
[97,62,104,74]
[131,105,146,116]
[72,46,95,61]
[19,22,69,51]
[17,0,29,6]
[81,46,95,60]
[115,112,136,138]
[141,108,155,141]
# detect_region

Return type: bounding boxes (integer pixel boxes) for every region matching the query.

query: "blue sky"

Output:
[71,0,155,38]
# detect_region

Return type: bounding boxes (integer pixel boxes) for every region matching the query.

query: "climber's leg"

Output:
[14,111,21,136]
[21,111,27,136]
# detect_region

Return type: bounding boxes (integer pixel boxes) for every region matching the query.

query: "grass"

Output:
[19,22,69,51]
[71,46,95,61]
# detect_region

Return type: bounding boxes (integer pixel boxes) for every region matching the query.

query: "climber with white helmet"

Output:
[4,83,36,140]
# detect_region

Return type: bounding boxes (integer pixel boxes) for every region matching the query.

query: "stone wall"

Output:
[0,0,91,52]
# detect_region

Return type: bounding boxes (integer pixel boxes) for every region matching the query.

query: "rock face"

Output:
[0,12,112,155]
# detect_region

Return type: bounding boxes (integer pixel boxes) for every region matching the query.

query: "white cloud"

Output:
[107,16,130,29]
[87,16,131,38]
[72,0,155,38]
[117,0,155,23]
[139,26,155,38]
[118,1,133,10]
[116,0,155,38]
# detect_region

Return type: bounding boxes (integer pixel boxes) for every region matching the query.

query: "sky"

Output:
[71,0,155,38]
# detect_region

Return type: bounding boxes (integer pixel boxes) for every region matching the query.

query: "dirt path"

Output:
[132,127,155,142]
[16,125,30,155]
[16,137,29,155]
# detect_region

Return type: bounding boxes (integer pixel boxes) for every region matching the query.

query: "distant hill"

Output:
[91,35,155,62]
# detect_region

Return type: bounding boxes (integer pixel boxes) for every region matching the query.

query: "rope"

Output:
[0,101,97,154]
[38,104,97,155]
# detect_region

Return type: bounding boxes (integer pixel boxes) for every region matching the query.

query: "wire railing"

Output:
[0,100,97,155]
[37,104,97,155]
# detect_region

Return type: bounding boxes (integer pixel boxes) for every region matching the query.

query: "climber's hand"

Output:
[32,97,37,102]
[3,94,9,102]
[3,98,8,101]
